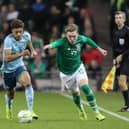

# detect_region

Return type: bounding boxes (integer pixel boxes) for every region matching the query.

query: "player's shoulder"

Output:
[4,34,13,42]
[56,37,65,43]
[78,34,88,41]
[79,34,86,38]
[23,31,31,39]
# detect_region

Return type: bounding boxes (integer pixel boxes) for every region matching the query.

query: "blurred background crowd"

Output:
[0,0,129,91]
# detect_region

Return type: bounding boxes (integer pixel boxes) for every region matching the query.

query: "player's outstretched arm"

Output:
[97,47,107,56]
[43,44,52,50]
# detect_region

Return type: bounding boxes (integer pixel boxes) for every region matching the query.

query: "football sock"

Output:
[122,90,129,106]
[25,86,34,112]
[81,84,99,113]
[5,94,13,109]
[72,95,84,111]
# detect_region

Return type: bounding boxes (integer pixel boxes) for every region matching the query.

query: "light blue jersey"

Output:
[1,31,31,73]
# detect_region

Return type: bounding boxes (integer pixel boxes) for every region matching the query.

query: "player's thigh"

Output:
[76,64,88,86]
[18,71,31,87]
[60,72,79,93]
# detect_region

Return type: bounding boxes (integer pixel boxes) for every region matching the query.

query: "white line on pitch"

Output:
[61,93,129,122]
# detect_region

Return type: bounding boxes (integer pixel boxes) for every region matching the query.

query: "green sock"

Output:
[81,84,99,112]
[72,95,84,111]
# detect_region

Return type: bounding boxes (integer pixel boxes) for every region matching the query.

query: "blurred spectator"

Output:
[7,3,19,22]
[62,15,76,37]
[28,50,46,79]
[81,44,104,79]
[46,25,61,75]
[48,25,61,42]
[0,5,8,26]
[83,9,97,41]
[74,0,89,8]
[0,22,10,44]
[31,0,47,33]
[47,5,62,31]
[77,8,86,33]
[31,32,44,50]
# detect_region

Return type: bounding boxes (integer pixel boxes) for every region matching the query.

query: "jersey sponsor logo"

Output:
[119,38,125,45]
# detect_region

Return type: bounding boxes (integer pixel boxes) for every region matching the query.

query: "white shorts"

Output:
[60,64,88,93]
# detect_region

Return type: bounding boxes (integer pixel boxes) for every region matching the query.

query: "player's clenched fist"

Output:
[22,49,31,56]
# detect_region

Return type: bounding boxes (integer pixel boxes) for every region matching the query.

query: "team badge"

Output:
[76,44,81,51]
[119,38,125,45]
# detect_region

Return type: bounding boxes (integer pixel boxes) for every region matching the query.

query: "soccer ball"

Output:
[17,110,32,123]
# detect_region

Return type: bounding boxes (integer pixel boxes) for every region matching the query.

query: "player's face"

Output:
[66,31,78,44]
[115,14,125,27]
[12,28,24,40]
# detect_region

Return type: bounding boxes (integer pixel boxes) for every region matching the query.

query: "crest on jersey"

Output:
[76,44,81,51]
[119,38,125,45]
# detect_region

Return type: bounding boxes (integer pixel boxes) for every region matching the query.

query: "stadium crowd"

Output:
[0,0,100,84]
[1,0,129,90]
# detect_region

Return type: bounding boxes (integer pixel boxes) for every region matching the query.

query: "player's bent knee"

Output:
[72,92,80,96]
[80,79,88,86]
[22,81,31,87]
[7,90,14,99]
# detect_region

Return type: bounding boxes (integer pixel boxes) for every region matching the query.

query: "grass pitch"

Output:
[0,91,129,129]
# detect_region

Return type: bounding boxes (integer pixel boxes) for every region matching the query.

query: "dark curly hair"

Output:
[10,19,24,29]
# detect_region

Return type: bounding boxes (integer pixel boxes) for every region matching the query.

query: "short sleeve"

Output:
[24,31,31,43]
[4,37,12,50]
[27,32,31,41]
[81,35,88,43]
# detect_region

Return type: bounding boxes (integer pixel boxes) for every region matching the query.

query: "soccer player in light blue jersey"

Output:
[1,19,38,120]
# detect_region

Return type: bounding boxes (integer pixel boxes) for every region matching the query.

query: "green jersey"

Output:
[51,35,98,74]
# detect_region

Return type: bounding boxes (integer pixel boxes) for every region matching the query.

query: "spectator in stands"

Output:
[31,32,44,50]
[7,3,19,22]
[47,5,62,31]
[62,15,76,37]
[81,44,104,79]
[74,0,89,9]
[31,0,47,34]
[77,8,86,33]
[0,22,10,44]
[28,50,46,79]
[83,9,97,41]
[0,5,8,26]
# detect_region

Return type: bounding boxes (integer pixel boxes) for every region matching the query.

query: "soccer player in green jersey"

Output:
[44,24,107,121]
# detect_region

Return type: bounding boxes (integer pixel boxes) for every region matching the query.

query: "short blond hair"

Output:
[115,11,126,19]
[65,24,78,33]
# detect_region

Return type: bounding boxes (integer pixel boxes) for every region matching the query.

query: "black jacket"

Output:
[112,25,129,59]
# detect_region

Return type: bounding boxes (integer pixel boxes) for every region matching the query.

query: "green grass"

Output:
[0,91,129,129]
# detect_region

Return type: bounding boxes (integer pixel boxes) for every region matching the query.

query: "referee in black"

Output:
[112,11,129,112]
